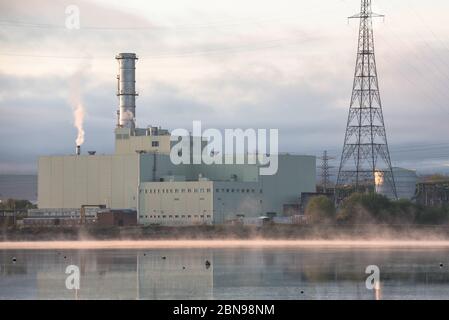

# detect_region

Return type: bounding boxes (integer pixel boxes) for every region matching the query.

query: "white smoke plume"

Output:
[68,62,90,146]
[73,102,85,146]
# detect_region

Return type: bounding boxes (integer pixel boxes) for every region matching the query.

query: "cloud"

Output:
[1,0,449,174]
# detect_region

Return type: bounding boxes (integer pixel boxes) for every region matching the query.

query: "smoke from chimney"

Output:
[68,62,90,148]
[73,102,85,146]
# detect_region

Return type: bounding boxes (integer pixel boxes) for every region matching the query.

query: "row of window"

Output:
[216,188,261,194]
[140,215,211,219]
[142,188,212,194]
[141,188,263,194]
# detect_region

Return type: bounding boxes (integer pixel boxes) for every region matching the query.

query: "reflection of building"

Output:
[37,53,316,225]
[31,250,213,300]
[138,250,213,300]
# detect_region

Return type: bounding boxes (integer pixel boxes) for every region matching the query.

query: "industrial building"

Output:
[376,167,418,200]
[36,53,316,226]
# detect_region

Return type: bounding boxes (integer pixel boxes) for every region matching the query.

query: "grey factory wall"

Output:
[260,154,316,214]
[38,155,139,209]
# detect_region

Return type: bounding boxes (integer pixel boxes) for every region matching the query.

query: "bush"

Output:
[305,196,336,225]
[337,193,385,224]
[337,193,449,225]
[415,205,449,225]
[0,199,36,211]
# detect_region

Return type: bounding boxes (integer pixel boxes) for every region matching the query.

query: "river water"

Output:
[1,243,449,300]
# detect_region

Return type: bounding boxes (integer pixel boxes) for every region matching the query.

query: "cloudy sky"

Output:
[0,0,449,175]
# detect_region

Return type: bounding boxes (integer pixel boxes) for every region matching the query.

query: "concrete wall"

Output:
[213,181,262,223]
[261,154,316,214]
[139,181,214,226]
[38,155,139,209]
[115,134,172,155]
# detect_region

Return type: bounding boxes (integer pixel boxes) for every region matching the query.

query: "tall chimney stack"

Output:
[76,145,81,156]
[116,53,138,129]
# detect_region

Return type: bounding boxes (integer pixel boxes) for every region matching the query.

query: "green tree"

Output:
[305,196,336,225]
[337,193,392,224]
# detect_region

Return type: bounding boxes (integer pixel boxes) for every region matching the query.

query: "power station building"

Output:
[37,53,316,226]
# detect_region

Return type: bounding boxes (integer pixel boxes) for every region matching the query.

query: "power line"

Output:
[0,34,322,60]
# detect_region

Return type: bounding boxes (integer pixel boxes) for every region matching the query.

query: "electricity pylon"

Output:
[336,0,397,201]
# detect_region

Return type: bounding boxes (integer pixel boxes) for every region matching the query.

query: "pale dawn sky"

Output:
[0,0,449,174]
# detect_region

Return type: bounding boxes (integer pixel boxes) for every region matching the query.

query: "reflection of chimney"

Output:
[76,145,81,156]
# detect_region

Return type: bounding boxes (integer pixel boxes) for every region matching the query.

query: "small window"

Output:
[152,141,159,147]
[207,215,211,218]
[181,189,185,193]
[175,189,179,193]
[216,189,219,193]
[188,189,192,193]
[207,189,211,193]
[200,188,204,193]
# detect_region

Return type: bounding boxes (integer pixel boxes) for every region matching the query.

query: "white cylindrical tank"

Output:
[116,53,138,129]
[376,167,417,200]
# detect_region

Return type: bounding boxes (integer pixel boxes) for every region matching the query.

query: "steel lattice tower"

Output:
[336,0,397,200]
[319,151,335,194]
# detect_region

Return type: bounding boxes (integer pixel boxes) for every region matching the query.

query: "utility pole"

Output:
[318,151,335,194]
[336,0,397,201]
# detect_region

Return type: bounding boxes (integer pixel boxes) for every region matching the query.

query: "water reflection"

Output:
[1,248,449,300]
